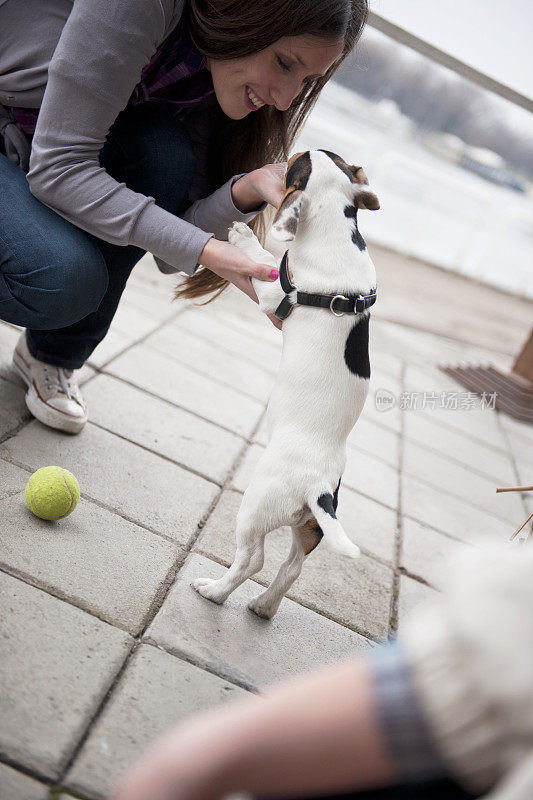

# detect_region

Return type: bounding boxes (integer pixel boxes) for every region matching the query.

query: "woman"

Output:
[0,0,367,433]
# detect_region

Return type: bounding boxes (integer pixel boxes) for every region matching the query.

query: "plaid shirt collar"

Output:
[11,14,214,136]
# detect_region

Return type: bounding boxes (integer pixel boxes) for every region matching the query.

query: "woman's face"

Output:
[205,35,344,119]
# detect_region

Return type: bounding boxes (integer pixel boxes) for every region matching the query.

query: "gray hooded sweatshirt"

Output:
[0,0,266,275]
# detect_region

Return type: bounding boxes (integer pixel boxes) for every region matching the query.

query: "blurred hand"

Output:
[198,238,282,330]
[231,162,288,214]
[249,161,287,209]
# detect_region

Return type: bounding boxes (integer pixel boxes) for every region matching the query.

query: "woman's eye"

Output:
[276,55,290,72]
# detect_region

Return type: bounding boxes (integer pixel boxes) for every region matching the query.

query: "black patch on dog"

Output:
[344,204,366,251]
[318,149,353,182]
[285,211,299,236]
[345,315,370,379]
[285,151,312,192]
[317,492,337,518]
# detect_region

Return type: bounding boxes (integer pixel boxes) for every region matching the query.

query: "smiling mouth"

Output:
[246,85,266,109]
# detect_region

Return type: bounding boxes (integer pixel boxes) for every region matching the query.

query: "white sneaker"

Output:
[12,332,88,434]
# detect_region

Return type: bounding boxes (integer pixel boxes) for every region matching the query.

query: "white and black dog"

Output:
[193,149,380,619]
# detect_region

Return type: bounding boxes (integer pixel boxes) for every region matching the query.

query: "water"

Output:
[295,81,533,300]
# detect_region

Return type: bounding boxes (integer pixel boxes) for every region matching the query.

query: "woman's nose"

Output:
[271,81,302,112]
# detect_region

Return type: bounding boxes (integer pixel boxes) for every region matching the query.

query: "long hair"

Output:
[175,0,368,302]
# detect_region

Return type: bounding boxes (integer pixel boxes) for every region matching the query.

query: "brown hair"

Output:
[176,0,368,303]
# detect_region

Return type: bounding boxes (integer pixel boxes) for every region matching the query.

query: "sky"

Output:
[368,0,533,133]
[372,0,533,101]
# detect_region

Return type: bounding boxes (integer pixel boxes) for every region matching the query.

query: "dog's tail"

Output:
[306,489,361,559]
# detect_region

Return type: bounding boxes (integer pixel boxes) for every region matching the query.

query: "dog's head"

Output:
[270,150,380,242]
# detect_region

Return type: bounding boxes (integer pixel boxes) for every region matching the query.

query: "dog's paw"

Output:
[192,577,226,604]
[228,221,255,246]
[247,594,277,619]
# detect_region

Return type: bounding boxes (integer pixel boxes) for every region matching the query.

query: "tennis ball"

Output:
[25,466,80,521]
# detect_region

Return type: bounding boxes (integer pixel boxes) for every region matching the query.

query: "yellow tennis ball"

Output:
[25,466,80,521]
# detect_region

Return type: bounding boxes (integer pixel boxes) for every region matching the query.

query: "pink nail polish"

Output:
[270,269,279,279]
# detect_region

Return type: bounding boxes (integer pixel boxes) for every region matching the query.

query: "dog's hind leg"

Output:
[248,519,323,619]
[192,513,268,605]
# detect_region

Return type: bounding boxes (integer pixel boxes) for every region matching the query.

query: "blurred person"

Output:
[111,543,533,800]
[0,0,366,433]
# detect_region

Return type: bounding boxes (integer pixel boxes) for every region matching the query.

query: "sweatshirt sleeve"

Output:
[26,0,264,277]
[398,543,533,796]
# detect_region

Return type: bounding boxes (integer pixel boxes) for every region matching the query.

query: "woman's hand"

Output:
[231,162,287,213]
[198,237,282,330]
[110,715,229,800]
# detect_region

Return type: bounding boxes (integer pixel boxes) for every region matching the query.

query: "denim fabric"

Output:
[0,104,197,368]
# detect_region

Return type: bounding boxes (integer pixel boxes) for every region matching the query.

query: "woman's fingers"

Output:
[249,264,279,282]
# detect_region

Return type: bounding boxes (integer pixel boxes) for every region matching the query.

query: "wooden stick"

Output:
[496,485,533,493]
[510,511,533,541]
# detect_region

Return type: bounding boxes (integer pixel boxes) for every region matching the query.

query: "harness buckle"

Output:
[330,295,347,316]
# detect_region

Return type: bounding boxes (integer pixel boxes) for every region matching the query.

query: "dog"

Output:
[192,149,380,619]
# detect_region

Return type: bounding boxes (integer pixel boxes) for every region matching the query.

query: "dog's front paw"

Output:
[228,221,255,247]
[247,594,277,619]
[192,577,226,604]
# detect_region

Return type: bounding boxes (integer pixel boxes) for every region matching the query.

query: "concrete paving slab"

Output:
[342,448,399,510]
[107,300,162,342]
[0,492,179,635]
[128,253,177,293]
[83,373,244,485]
[120,281,179,321]
[504,432,533,472]
[231,441,399,512]
[77,363,98,386]
[403,409,516,482]
[105,343,264,438]
[369,243,532,358]
[363,372,403,433]
[203,303,282,348]
[369,349,404,381]
[0,457,30,498]
[66,644,249,800]
[403,439,524,522]
[1,422,219,545]
[146,553,372,690]
[398,574,438,628]
[145,324,275,403]
[0,571,131,779]
[194,489,393,639]
[499,413,533,446]
[0,763,49,800]
[347,417,400,469]
[171,309,281,374]
[87,327,134,369]
[403,365,507,448]
[229,442,264,493]
[0,376,29,438]
[252,413,269,446]
[401,517,473,588]
[371,318,512,371]
[402,474,511,546]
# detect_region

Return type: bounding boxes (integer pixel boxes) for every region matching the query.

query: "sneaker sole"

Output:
[12,349,87,435]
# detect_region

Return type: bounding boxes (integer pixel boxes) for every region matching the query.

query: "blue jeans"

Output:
[0,105,197,368]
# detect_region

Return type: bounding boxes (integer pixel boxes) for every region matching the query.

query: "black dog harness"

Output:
[274,251,377,321]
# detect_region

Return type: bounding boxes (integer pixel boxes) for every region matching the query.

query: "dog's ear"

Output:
[271,188,308,241]
[348,165,380,210]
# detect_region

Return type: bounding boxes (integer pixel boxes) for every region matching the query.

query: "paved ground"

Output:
[1,249,532,800]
